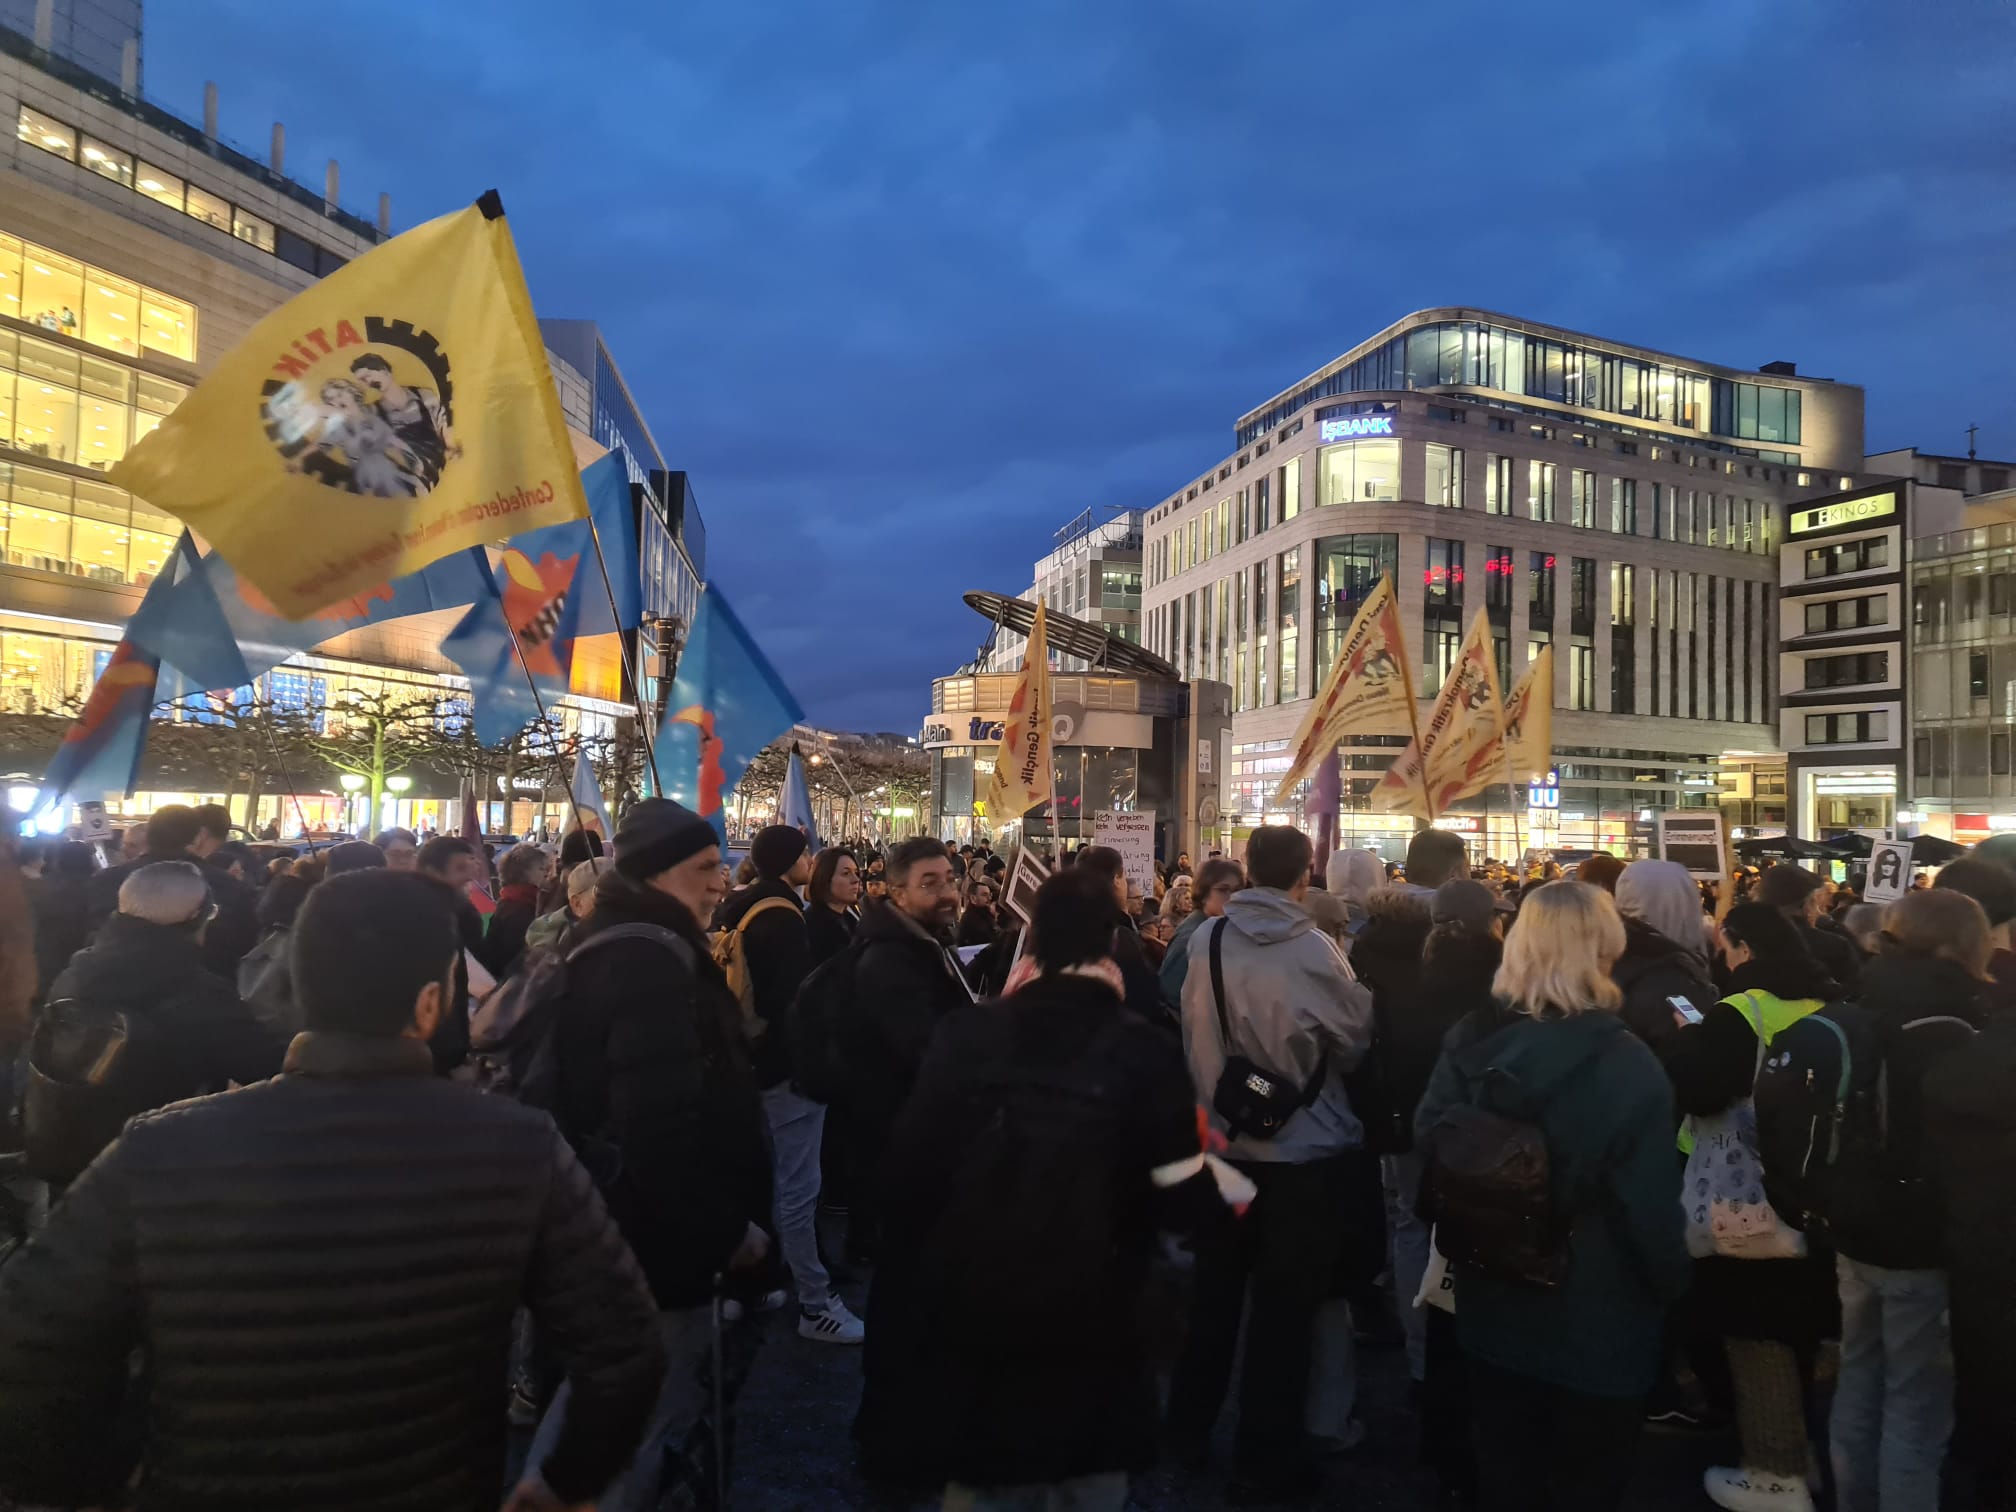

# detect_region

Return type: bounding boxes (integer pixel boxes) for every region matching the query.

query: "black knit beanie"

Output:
[613,799,717,880]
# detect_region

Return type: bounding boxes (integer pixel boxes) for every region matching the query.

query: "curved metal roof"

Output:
[963,591,1178,678]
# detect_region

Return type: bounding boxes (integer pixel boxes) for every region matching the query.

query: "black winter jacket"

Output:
[85,847,259,981]
[1348,887,1439,1126]
[0,1032,666,1512]
[556,877,774,1308]
[1925,1016,2016,1423]
[1669,957,1842,1349]
[28,873,93,1000]
[426,887,487,1076]
[1830,955,1981,1270]
[475,882,542,980]
[1612,916,1717,1061]
[45,913,287,1119]
[716,878,812,1089]
[1801,918,1862,996]
[807,902,858,966]
[843,899,974,1139]
[858,973,1219,1486]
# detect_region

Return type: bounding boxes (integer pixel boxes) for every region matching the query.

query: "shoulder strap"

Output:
[1208,917,1233,1049]
[736,896,801,936]
[1208,917,1325,1108]
[568,922,695,972]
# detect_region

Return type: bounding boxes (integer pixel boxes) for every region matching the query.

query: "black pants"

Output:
[1165,1153,1356,1480]
[1468,1358,1644,1512]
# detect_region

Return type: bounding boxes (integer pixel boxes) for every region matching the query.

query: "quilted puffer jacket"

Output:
[0,1031,667,1512]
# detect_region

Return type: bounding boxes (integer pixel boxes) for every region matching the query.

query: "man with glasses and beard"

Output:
[836,837,975,1267]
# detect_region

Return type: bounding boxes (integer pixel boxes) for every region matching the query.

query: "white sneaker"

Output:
[1704,1466,1814,1512]
[798,1298,866,1345]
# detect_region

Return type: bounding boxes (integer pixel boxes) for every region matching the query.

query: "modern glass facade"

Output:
[1236,316,1801,450]
[13,102,360,277]
[0,229,195,362]
[1910,521,2016,815]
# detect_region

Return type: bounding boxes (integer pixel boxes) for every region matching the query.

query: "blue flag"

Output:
[577,452,641,638]
[781,743,821,851]
[440,543,584,747]
[654,583,804,840]
[40,535,196,808]
[570,747,613,842]
[441,454,647,747]
[128,542,490,694]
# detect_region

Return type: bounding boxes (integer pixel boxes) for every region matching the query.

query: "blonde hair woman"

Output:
[1492,878,1625,1018]
[1413,882,1689,1512]
[1160,876,1193,922]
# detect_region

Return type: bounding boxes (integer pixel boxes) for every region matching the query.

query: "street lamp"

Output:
[385,775,412,794]
[337,773,366,835]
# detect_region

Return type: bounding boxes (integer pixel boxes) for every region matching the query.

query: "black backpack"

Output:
[23,998,159,1184]
[1417,1034,1612,1289]
[788,941,865,1105]
[1754,1001,1976,1254]
[914,1021,1135,1343]
[465,923,690,1111]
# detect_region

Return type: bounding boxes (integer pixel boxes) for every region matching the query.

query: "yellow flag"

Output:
[110,199,585,617]
[1372,609,1504,819]
[984,604,1054,825]
[1269,576,1416,807]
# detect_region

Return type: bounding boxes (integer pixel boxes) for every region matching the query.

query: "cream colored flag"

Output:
[1402,641,1557,822]
[1371,609,1505,819]
[983,604,1054,826]
[1490,644,1556,788]
[1270,575,1416,807]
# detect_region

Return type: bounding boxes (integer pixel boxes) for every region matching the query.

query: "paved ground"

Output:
[731,1222,1736,1511]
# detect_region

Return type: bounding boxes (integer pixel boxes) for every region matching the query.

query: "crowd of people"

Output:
[0,799,2008,1512]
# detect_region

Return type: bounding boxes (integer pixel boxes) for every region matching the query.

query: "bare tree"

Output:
[156,691,318,818]
[311,688,445,826]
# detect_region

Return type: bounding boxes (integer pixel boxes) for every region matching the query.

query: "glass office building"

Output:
[1142,308,1869,860]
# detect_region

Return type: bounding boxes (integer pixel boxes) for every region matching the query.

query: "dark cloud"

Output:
[149,0,2016,728]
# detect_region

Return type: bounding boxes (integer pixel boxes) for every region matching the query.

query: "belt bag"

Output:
[1207,918,1324,1140]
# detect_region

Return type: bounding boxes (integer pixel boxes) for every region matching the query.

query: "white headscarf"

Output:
[1327,849,1384,927]
[1616,859,1707,960]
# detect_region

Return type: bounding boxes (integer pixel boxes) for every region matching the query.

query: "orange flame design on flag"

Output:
[665,704,727,818]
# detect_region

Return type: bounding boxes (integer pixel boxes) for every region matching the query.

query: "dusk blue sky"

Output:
[146,0,2016,732]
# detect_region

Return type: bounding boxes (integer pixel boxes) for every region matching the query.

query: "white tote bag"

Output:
[1415,1227,1457,1315]
[1680,1020,1806,1261]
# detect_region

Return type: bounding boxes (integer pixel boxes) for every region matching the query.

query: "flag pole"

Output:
[582,518,662,785]
[1392,574,1431,828]
[255,712,321,855]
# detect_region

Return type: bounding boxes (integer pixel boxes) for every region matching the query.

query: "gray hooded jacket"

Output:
[1179,886,1374,1163]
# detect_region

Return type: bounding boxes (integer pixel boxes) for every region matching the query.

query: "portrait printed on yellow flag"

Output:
[110,199,586,618]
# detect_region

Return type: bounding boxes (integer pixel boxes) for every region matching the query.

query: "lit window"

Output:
[185,184,231,232]
[135,161,185,212]
[82,271,140,356]
[232,207,275,253]
[16,106,73,161]
[137,290,195,363]
[78,136,133,189]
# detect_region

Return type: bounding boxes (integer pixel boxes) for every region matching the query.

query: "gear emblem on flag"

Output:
[258,316,462,499]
